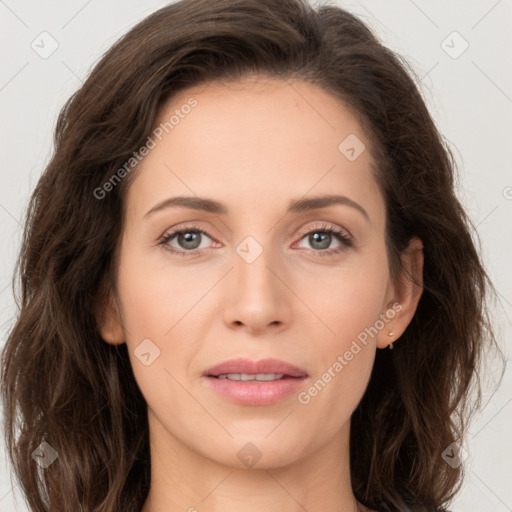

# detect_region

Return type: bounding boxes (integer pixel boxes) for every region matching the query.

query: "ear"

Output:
[377,236,424,349]
[95,286,125,346]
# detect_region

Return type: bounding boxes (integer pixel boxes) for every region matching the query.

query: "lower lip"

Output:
[204,376,307,406]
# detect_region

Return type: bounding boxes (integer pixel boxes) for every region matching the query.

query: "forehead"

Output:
[125,76,384,226]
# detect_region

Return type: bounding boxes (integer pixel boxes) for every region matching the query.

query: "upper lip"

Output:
[204,358,308,378]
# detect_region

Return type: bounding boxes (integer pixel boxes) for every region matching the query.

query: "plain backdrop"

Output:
[1,1,511,511]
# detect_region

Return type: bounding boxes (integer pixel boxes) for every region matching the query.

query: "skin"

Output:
[99,76,423,512]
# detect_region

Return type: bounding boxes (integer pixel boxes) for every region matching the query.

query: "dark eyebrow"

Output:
[288,194,370,222]
[144,194,370,222]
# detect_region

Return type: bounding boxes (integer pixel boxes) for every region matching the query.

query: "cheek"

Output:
[116,244,202,338]
[295,250,390,348]
[292,253,389,418]
[295,297,381,446]
[115,246,210,391]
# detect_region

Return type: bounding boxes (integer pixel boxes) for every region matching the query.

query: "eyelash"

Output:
[158,223,353,258]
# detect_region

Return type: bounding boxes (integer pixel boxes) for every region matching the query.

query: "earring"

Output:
[388,331,394,350]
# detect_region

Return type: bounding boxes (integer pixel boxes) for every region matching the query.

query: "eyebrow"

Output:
[144,194,370,222]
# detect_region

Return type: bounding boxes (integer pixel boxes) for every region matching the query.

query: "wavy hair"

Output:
[1,0,501,510]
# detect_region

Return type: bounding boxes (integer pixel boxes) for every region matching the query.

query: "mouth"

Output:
[203,358,308,406]
[203,357,308,378]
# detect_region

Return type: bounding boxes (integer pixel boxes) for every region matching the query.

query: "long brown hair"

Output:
[1,0,501,510]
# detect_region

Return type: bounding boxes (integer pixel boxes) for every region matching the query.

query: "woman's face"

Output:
[101,76,421,469]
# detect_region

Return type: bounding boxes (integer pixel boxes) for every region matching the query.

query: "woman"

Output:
[0,0,500,510]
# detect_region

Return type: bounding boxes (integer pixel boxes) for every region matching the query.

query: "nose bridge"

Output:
[224,232,289,331]
[234,233,279,298]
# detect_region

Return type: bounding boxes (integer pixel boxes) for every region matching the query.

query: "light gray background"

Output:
[1,1,511,511]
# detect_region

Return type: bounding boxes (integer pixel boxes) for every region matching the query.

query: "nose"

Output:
[222,238,292,335]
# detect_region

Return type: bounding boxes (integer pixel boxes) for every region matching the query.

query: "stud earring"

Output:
[388,331,394,350]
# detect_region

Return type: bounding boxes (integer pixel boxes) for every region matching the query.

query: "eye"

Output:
[158,224,216,257]
[294,223,353,257]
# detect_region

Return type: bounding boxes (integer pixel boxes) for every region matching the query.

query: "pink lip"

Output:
[204,358,308,378]
[203,358,308,406]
